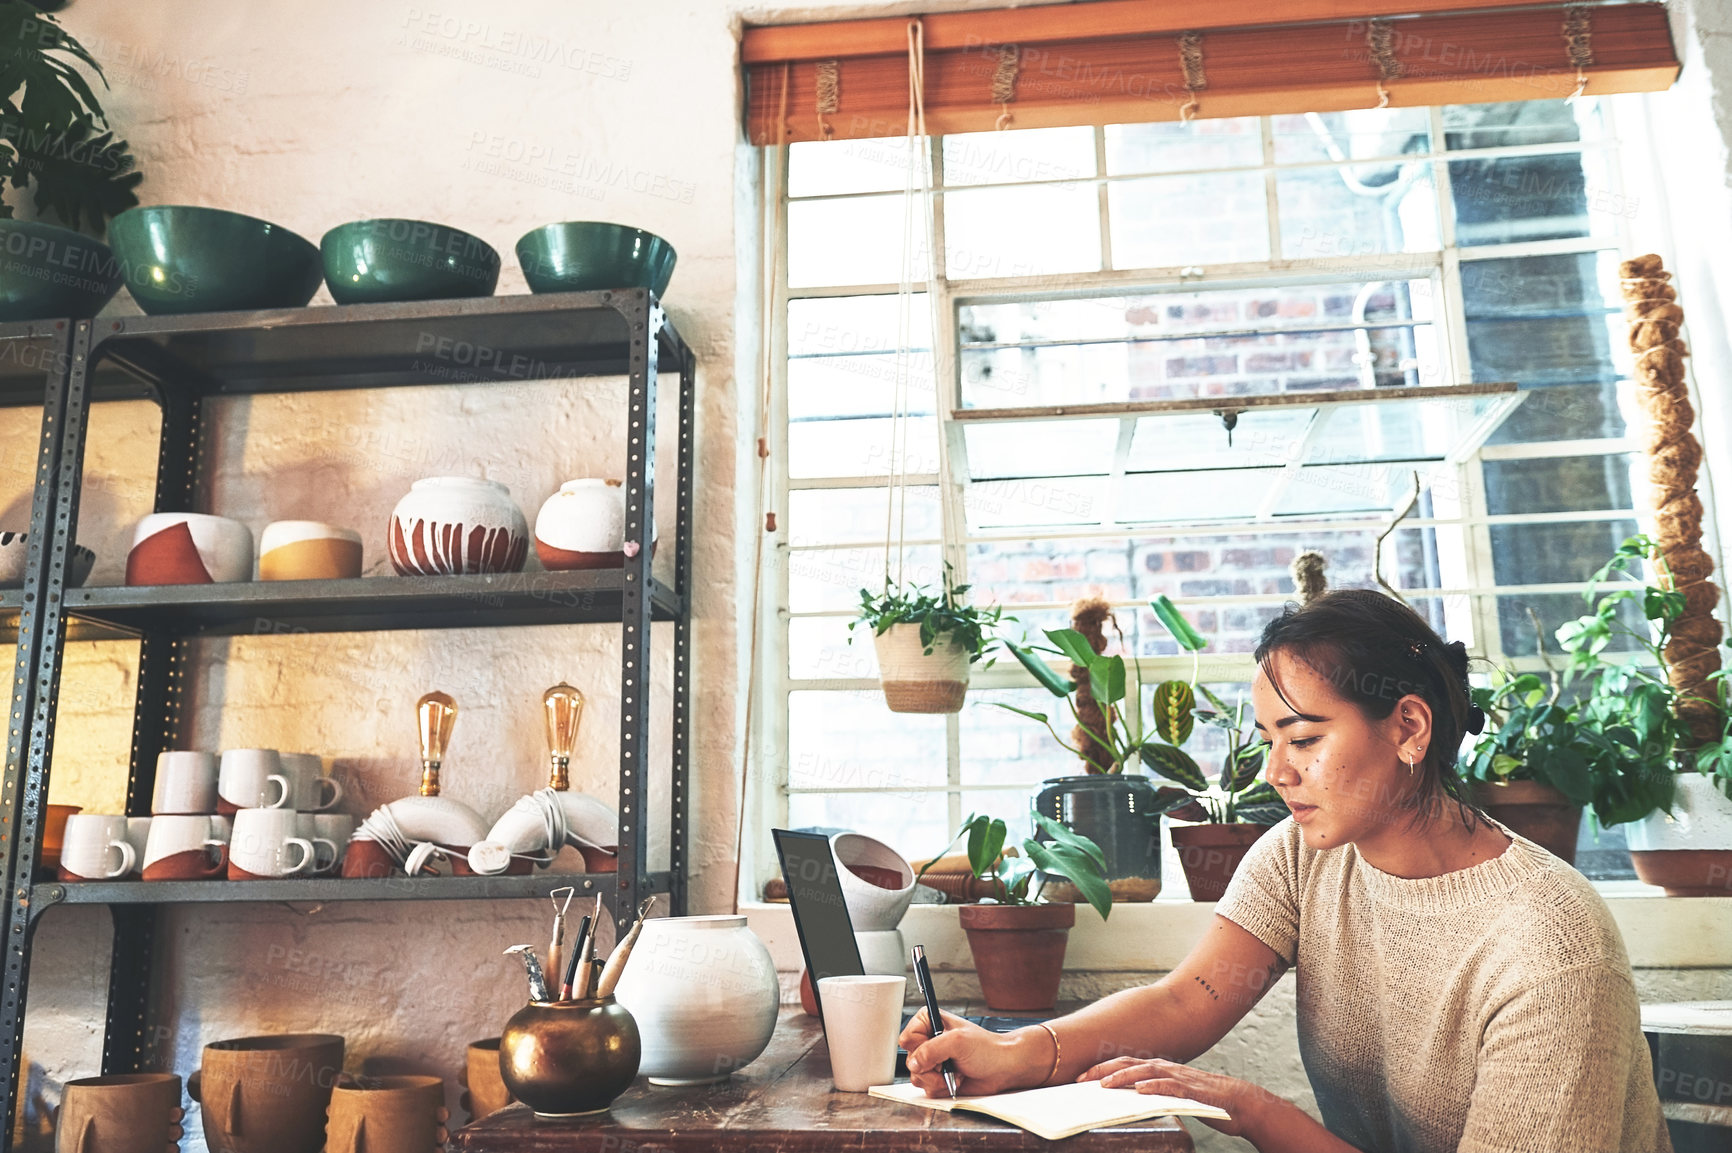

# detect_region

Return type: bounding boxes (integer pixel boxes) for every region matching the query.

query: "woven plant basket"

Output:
[873,623,970,714]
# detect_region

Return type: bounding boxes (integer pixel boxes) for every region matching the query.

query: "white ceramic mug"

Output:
[279,752,343,812]
[152,751,218,815]
[229,808,315,878]
[142,815,228,881]
[295,812,346,875]
[58,815,135,880]
[817,975,906,1092]
[124,817,152,876]
[217,749,288,812]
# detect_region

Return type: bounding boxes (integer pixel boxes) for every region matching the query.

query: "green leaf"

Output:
[965,816,1006,880]
[1151,681,1195,745]
[1140,742,1208,791]
[1089,654,1127,709]
[1044,628,1100,669]
[1234,802,1291,826]
[1194,683,1232,715]
[1150,595,1206,652]
[1006,640,1078,698]
[1032,812,1107,872]
[1223,742,1266,793]
[1027,840,1113,920]
[1234,780,1282,807]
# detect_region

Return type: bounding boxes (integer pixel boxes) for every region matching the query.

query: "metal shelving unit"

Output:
[0,290,695,1143]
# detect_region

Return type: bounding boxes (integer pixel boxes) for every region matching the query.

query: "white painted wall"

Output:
[2,1,1731,1151]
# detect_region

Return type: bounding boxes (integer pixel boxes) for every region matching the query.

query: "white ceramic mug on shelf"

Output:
[124,817,152,876]
[229,808,315,879]
[142,814,228,881]
[58,814,135,880]
[217,749,288,814]
[152,750,218,815]
[295,812,346,875]
[279,752,343,812]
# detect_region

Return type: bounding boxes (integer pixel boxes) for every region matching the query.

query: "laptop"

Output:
[772,828,1050,1041]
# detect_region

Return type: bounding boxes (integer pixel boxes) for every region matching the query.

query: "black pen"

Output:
[910,944,959,1098]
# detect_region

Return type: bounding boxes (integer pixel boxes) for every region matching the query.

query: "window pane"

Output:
[1304,396,1510,464]
[789,353,935,420]
[1128,410,1312,471]
[790,545,943,613]
[788,196,924,287]
[1486,381,1630,445]
[1118,470,1277,522]
[1109,172,1268,266]
[1488,519,1641,585]
[1272,108,1431,165]
[1449,149,1616,247]
[788,415,938,479]
[1482,455,1634,515]
[1271,462,1430,517]
[945,183,1101,279]
[960,688,1086,787]
[1106,118,1262,173]
[789,487,941,546]
[789,137,912,197]
[788,295,931,357]
[1493,589,1646,658]
[943,127,1095,186]
[1443,99,1604,150]
[789,617,877,680]
[1279,162,1439,260]
[966,477,1108,530]
[963,420,1119,479]
[1462,251,1621,389]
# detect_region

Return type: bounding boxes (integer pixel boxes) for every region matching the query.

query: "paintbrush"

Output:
[560,913,592,1000]
[504,944,552,1003]
[595,896,656,997]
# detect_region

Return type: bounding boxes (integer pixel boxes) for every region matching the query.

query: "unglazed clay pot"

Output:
[387,477,528,576]
[534,479,655,570]
[1627,772,1732,896]
[958,902,1074,1013]
[611,915,779,1085]
[188,1033,344,1153]
[54,1073,183,1153]
[126,513,253,585]
[324,1075,447,1153]
[258,521,362,581]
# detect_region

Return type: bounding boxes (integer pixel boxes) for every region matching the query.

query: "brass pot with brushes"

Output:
[500,896,655,1118]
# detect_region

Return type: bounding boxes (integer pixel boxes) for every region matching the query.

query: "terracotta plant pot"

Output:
[1170,823,1271,902]
[1471,780,1581,864]
[54,1072,182,1153]
[387,476,528,576]
[958,902,1074,1014]
[462,1038,514,1122]
[325,1074,447,1153]
[188,1033,344,1153]
[872,624,969,714]
[1628,773,1732,896]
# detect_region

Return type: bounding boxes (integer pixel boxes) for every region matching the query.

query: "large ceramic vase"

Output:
[1033,774,1163,902]
[534,478,654,570]
[1472,779,1581,864]
[958,902,1074,1014]
[126,513,253,585]
[873,623,970,714]
[1627,772,1732,896]
[387,477,528,576]
[1169,822,1271,901]
[610,915,779,1085]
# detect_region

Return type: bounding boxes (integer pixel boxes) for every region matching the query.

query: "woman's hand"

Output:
[1079,1056,1283,1140]
[898,1009,1050,1098]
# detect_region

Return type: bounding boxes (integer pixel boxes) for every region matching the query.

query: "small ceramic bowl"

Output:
[107,206,323,315]
[515,223,676,297]
[126,513,253,585]
[258,520,362,581]
[0,220,123,322]
[320,218,500,304]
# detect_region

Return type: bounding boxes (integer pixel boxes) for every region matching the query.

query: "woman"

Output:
[900,589,1670,1153]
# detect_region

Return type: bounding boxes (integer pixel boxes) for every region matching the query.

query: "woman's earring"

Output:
[1405,751,1417,775]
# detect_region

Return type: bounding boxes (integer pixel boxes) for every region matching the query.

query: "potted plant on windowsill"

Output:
[1462,656,1591,863]
[852,566,1002,714]
[914,812,1111,1013]
[1001,595,1287,902]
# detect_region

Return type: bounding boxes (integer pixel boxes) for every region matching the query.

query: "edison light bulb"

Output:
[417,690,458,797]
[542,682,585,791]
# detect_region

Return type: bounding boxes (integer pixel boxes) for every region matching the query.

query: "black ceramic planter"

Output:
[1032,773,1163,901]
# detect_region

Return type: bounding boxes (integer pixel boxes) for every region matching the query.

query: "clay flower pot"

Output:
[258,521,362,581]
[1627,772,1732,896]
[1170,822,1271,901]
[125,513,252,585]
[387,476,528,576]
[1471,779,1581,863]
[535,478,655,570]
[873,623,970,714]
[958,902,1074,1014]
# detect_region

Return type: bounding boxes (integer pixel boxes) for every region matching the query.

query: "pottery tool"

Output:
[574,892,604,997]
[559,912,592,1000]
[595,895,656,997]
[505,944,552,1003]
[547,886,577,987]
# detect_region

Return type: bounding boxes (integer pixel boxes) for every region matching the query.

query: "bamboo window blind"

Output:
[742,1,1679,144]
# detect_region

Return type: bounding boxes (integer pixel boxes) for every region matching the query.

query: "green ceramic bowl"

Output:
[108,205,323,315]
[515,223,676,298]
[321,218,500,305]
[0,220,122,322]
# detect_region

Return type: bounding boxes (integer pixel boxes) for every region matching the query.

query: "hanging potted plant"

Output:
[1462,657,1592,863]
[851,565,1002,714]
[1000,595,1287,901]
[914,812,1110,1013]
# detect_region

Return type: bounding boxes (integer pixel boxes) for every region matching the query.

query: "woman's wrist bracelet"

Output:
[1036,1022,1062,1085]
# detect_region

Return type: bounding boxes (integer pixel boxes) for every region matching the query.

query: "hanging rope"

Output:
[884,20,931,591]
[815,60,840,139]
[1366,19,1402,108]
[1177,31,1205,122]
[1563,4,1593,99]
[991,44,1021,130]
[1619,254,1723,744]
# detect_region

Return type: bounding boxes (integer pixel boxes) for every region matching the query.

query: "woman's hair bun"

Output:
[1441,639,1470,680]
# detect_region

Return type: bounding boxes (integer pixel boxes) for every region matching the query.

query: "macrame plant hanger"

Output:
[1366,19,1402,108]
[1177,31,1206,122]
[1563,4,1594,101]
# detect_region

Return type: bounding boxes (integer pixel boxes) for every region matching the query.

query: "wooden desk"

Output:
[453,1007,1194,1151]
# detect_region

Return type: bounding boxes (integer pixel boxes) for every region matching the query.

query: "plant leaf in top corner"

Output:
[1007,638,1077,697]
[1150,595,1206,652]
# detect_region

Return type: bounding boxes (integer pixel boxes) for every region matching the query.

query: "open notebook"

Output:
[870,1079,1232,1141]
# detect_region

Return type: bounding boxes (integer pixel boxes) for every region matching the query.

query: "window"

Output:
[762,99,1697,890]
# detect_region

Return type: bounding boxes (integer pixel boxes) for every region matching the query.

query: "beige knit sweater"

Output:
[1215,818,1671,1153]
